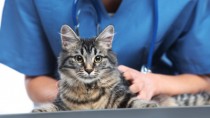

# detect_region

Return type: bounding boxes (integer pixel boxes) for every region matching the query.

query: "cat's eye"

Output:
[74,55,83,63]
[94,55,102,63]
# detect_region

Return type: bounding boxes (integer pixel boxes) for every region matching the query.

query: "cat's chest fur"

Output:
[58,77,119,110]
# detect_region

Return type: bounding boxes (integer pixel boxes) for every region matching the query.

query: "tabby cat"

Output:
[32,25,210,112]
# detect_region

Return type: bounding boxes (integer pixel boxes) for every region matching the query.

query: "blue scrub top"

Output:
[0,0,210,76]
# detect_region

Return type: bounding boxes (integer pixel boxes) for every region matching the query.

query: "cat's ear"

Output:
[96,25,114,49]
[60,25,80,50]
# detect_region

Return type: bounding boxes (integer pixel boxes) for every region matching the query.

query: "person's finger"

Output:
[129,84,140,94]
[122,71,133,80]
[118,65,132,73]
[137,90,151,101]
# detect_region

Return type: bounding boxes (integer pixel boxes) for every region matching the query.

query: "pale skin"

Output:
[25,76,58,103]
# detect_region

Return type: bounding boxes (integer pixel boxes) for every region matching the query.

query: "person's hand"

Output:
[118,65,160,100]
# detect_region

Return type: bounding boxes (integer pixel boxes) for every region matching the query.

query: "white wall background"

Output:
[0,0,34,114]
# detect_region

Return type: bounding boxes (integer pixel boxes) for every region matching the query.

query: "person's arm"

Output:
[153,74,210,96]
[118,65,210,100]
[25,76,58,104]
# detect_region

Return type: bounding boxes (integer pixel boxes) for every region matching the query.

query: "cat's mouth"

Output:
[80,77,98,84]
[83,74,98,79]
[77,74,99,83]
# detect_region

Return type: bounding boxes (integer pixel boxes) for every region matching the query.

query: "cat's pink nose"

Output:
[85,69,93,74]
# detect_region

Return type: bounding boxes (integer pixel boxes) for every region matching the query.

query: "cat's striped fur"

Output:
[32,25,210,112]
[154,92,210,107]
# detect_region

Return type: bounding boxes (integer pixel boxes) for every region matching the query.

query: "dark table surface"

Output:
[1,106,210,118]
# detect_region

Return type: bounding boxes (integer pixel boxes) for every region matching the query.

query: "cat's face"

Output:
[58,25,117,83]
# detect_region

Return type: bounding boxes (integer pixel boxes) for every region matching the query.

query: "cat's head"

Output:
[58,25,117,84]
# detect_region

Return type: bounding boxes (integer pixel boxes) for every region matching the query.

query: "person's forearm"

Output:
[154,74,210,96]
[25,76,58,104]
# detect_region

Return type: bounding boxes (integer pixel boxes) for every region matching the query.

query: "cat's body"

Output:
[32,25,210,112]
[53,69,154,111]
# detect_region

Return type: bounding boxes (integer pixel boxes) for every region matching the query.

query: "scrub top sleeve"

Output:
[0,0,56,76]
[167,1,210,74]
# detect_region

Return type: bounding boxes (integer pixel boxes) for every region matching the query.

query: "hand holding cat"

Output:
[118,65,160,100]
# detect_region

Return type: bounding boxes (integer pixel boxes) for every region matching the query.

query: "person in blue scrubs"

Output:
[1,0,210,104]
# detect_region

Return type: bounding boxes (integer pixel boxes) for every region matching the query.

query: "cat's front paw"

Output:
[132,100,159,108]
[142,101,159,108]
[31,103,59,112]
[32,109,47,113]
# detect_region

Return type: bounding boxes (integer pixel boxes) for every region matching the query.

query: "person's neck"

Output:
[102,0,122,13]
